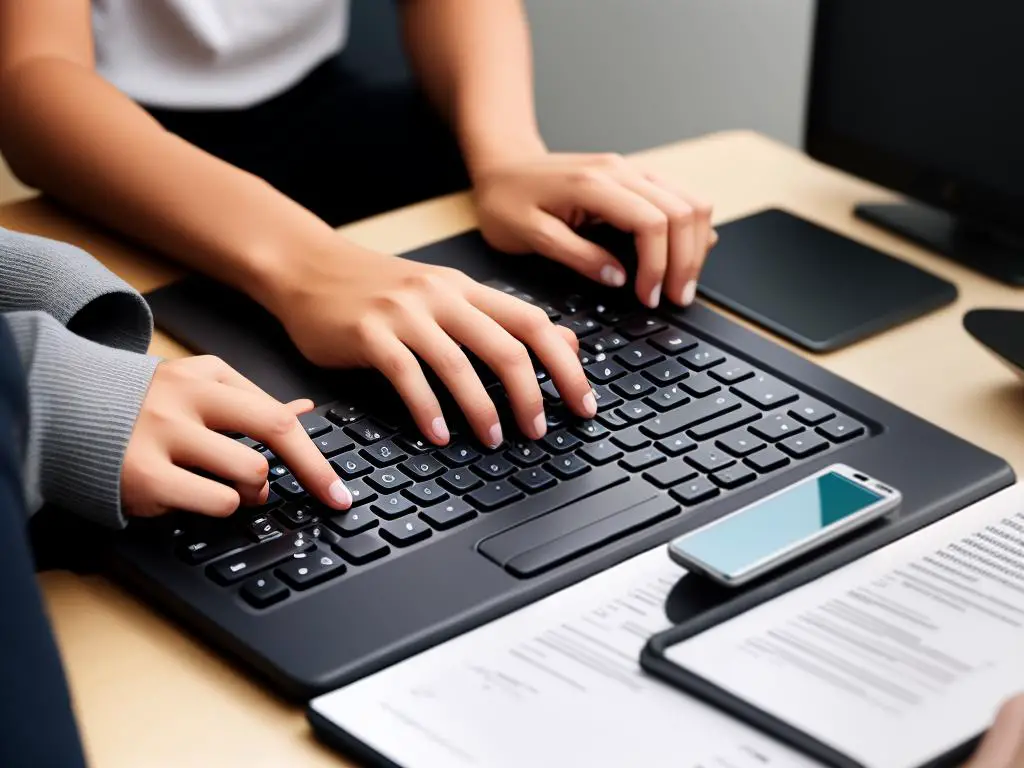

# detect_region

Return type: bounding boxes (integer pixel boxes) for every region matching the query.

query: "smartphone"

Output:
[667,464,901,587]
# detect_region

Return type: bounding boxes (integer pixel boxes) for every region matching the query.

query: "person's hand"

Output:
[472,151,718,309]
[260,239,596,448]
[965,695,1024,768]
[121,356,352,518]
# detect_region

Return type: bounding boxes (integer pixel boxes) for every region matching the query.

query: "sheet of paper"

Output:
[310,548,817,768]
[667,483,1024,768]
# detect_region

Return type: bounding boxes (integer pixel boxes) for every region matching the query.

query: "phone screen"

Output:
[673,471,884,578]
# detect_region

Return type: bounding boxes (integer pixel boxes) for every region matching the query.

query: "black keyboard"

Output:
[156,279,867,611]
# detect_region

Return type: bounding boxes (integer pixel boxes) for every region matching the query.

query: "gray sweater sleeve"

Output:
[0,228,159,528]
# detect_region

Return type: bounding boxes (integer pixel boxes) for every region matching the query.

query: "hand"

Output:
[473,151,717,309]
[261,239,596,448]
[121,356,351,518]
[965,695,1024,768]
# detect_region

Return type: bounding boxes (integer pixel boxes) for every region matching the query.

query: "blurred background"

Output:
[0,0,814,205]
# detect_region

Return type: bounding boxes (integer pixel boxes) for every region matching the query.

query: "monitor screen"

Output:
[806,1,1024,233]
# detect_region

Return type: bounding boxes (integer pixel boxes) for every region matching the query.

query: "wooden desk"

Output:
[1,131,1021,768]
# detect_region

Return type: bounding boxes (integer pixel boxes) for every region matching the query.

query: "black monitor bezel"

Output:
[804,1,1024,238]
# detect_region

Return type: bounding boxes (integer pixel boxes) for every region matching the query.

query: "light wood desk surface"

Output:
[1,131,1021,767]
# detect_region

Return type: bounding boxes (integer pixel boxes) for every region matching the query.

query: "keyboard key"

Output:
[716,428,766,457]
[298,413,332,438]
[331,452,373,480]
[400,455,446,481]
[505,441,548,467]
[789,399,837,426]
[344,419,392,445]
[540,379,562,402]
[260,447,279,466]
[611,373,656,400]
[640,394,742,438]
[277,549,346,589]
[619,448,666,472]
[472,455,516,480]
[273,504,319,530]
[643,358,690,385]
[817,416,866,443]
[545,406,569,430]
[778,432,830,459]
[268,464,290,479]
[372,493,417,520]
[421,500,477,530]
[591,303,627,324]
[614,345,665,371]
[647,328,700,354]
[545,454,592,480]
[360,440,406,467]
[582,334,629,355]
[744,446,790,473]
[271,474,305,501]
[709,360,755,384]
[591,385,623,412]
[304,523,342,547]
[670,476,720,506]
[686,446,737,474]
[680,343,727,371]
[177,527,248,565]
[750,413,805,442]
[207,534,315,585]
[596,409,630,430]
[466,482,525,512]
[686,403,761,440]
[333,533,390,565]
[346,479,377,507]
[511,467,557,493]
[245,513,283,542]
[611,425,651,451]
[327,404,364,425]
[585,359,627,384]
[367,468,413,493]
[615,402,657,424]
[645,385,689,412]
[541,431,581,454]
[680,372,722,397]
[312,429,355,458]
[643,462,698,489]
[710,465,757,490]
[656,435,697,457]
[380,518,433,547]
[240,574,289,609]
[439,468,484,494]
[733,374,800,410]
[562,316,602,338]
[396,436,431,455]
[326,508,378,536]
[439,443,480,467]
[579,440,624,466]
[236,436,262,451]
[618,316,666,339]
[404,481,450,506]
[572,420,609,442]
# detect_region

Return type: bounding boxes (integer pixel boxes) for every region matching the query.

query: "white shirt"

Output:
[91,0,351,108]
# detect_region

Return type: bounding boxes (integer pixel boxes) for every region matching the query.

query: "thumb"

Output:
[966,695,1024,768]
[526,212,628,289]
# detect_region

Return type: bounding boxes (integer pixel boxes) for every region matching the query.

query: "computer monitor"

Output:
[805,1,1024,286]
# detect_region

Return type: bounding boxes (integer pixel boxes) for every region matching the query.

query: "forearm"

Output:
[400,0,547,180]
[0,58,338,307]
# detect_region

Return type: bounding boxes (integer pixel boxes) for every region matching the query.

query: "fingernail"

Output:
[488,423,503,449]
[681,280,697,307]
[532,412,546,439]
[329,479,352,508]
[648,282,662,309]
[600,264,626,287]
[582,390,598,417]
[431,416,450,443]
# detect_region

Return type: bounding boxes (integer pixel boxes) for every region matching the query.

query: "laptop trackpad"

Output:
[477,480,679,578]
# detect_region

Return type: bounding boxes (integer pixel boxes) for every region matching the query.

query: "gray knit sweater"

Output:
[1,227,159,528]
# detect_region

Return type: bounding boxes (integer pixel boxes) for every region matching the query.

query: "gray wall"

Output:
[525,0,815,152]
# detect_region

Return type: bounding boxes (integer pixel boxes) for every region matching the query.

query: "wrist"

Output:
[461,126,548,182]
[243,226,342,319]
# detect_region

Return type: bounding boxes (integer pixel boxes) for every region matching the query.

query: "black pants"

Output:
[0,319,88,768]
[146,55,471,228]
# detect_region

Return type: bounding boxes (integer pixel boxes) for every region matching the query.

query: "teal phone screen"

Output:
[675,471,883,577]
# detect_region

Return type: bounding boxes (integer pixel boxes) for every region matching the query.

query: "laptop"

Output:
[107,220,1011,701]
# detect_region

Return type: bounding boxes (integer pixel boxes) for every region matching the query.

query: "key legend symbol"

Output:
[298,567,309,576]
[320,556,333,566]
[256,579,265,588]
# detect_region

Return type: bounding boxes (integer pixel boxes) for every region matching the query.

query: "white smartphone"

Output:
[667,463,901,587]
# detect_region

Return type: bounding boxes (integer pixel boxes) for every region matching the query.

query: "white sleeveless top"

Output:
[91,0,351,108]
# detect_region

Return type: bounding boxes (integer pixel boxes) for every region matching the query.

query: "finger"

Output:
[521,211,628,288]
[399,317,503,448]
[169,424,270,492]
[967,695,1024,768]
[647,172,714,301]
[360,323,450,446]
[238,480,271,508]
[554,171,669,308]
[147,464,242,518]
[195,384,352,511]
[471,287,596,421]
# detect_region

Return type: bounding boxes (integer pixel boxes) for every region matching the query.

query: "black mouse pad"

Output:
[697,209,958,351]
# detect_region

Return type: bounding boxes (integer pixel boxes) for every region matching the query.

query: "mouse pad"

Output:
[693,208,958,352]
